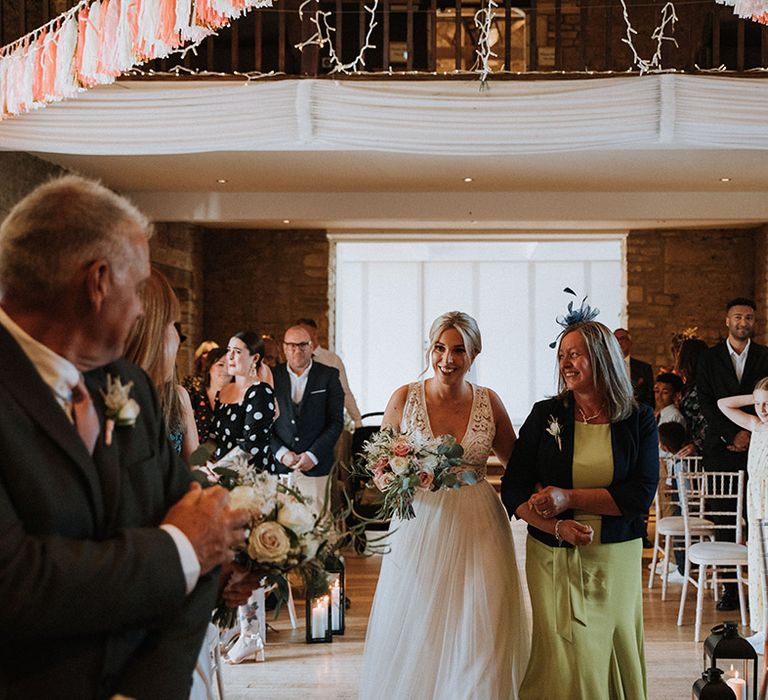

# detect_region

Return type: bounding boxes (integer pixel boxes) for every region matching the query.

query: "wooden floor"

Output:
[222,520,753,700]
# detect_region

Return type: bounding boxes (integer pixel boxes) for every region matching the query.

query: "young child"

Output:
[657,421,688,579]
[718,376,768,650]
[655,372,686,429]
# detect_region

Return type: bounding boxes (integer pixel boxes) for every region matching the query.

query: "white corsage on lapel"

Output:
[546,415,563,451]
[101,375,140,446]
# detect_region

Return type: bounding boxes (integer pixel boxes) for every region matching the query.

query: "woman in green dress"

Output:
[501,318,658,700]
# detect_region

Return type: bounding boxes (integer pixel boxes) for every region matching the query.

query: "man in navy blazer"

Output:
[271,324,345,509]
[0,176,247,699]
[697,297,768,609]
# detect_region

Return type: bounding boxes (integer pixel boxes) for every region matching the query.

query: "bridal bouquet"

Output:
[357,427,470,521]
[194,449,332,627]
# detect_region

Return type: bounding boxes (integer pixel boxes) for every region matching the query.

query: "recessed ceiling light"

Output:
[282,219,291,224]
[216,178,227,184]
[719,177,732,183]
[463,177,474,183]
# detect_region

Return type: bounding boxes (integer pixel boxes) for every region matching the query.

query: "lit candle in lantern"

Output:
[311,597,329,639]
[726,670,746,700]
[330,577,341,630]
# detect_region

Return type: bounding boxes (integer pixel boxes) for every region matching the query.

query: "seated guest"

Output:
[615,327,654,408]
[189,347,230,444]
[125,268,199,462]
[183,340,220,393]
[655,372,686,429]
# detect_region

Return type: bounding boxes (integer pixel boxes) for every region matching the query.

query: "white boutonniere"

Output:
[101,375,140,445]
[546,415,562,451]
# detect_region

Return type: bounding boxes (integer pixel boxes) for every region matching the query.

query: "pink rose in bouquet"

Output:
[417,470,434,490]
[392,438,412,457]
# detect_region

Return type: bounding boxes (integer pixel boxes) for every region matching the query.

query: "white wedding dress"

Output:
[359,381,530,700]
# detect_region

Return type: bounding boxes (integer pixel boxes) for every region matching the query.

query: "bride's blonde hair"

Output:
[425,311,482,370]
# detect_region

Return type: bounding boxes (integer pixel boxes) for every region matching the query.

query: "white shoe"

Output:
[665,570,686,585]
[655,559,678,575]
[224,632,266,664]
[747,631,765,655]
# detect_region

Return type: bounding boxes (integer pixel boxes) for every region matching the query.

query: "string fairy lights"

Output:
[295,0,379,74]
[619,0,678,75]
[473,0,498,86]
[3,0,767,121]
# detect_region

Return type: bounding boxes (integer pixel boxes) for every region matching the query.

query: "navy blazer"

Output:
[271,361,345,477]
[501,395,659,547]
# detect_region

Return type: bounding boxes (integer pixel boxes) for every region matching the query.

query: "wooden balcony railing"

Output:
[3,0,768,77]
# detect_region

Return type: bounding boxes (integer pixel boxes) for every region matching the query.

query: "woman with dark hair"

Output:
[501,316,658,699]
[211,331,276,470]
[675,337,710,457]
[189,347,230,444]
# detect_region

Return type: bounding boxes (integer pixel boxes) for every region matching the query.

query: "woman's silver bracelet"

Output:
[554,519,564,545]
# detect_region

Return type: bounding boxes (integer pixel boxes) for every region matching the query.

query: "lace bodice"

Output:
[400,381,495,479]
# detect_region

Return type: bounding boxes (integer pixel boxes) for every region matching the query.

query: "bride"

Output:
[359,311,530,700]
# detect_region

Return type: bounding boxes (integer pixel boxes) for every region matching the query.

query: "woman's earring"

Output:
[249,363,258,378]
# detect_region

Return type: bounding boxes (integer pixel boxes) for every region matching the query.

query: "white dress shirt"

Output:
[727,338,751,383]
[313,346,364,427]
[0,305,200,594]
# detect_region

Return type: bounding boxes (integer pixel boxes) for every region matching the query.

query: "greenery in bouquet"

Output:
[354,427,470,521]
[193,448,350,628]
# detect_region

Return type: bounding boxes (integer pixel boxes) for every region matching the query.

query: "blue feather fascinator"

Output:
[549,287,600,348]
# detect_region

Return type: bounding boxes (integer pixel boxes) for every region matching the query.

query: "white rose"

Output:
[277,497,316,535]
[116,398,140,425]
[389,456,410,475]
[247,521,291,564]
[229,485,274,517]
[229,486,257,512]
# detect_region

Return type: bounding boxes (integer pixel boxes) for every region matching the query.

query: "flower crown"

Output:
[549,287,600,348]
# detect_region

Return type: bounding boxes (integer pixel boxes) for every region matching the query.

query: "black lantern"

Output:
[305,591,332,643]
[693,668,737,699]
[325,554,346,635]
[703,622,757,700]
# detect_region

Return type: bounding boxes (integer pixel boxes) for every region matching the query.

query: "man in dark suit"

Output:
[0,176,247,699]
[614,328,655,408]
[697,297,768,609]
[271,324,345,510]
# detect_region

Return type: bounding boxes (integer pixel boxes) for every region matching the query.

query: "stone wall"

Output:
[200,227,330,355]
[0,152,67,220]
[149,223,206,376]
[625,226,759,372]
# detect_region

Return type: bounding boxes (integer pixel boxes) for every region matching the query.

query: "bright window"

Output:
[334,237,625,427]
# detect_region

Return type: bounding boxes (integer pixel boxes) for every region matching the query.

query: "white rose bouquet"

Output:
[193,450,341,628]
[356,427,469,521]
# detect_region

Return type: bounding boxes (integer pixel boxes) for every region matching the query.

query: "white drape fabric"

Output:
[2,75,768,155]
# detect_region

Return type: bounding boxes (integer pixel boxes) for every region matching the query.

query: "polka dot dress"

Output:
[212,383,277,472]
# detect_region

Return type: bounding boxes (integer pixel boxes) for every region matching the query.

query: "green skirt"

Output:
[520,535,647,700]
